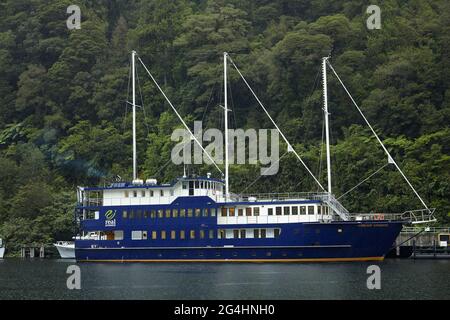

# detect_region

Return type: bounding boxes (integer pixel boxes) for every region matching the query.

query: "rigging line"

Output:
[227,55,325,191]
[326,60,430,212]
[136,65,151,137]
[239,150,290,195]
[316,114,325,192]
[228,76,238,130]
[137,55,223,175]
[337,162,389,200]
[122,59,132,132]
[201,83,216,125]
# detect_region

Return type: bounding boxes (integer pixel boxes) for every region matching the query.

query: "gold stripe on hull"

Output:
[78,256,384,263]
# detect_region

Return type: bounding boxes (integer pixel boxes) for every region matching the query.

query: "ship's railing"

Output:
[236,192,330,202]
[347,208,436,224]
[401,226,450,234]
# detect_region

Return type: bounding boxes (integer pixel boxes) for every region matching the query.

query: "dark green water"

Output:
[0,258,448,300]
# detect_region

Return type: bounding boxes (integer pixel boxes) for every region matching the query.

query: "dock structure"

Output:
[20,244,54,258]
[390,227,450,259]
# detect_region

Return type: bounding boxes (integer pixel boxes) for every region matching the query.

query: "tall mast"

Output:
[224,52,229,201]
[132,50,137,181]
[322,57,332,194]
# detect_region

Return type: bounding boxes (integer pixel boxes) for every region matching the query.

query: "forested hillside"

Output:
[0,0,449,251]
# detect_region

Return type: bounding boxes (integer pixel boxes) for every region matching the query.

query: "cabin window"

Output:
[152,231,157,240]
[240,229,246,239]
[276,207,282,215]
[158,209,163,218]
[136,210,142,219]
[173,209,178,218]
[195,208,201,217]
[131,231,142,240]
[318,206,322,215]
[284,207,290,215]
[268,208,273,216]
[221,208,227,217]
[229,207,235,217]
[171,230,176,240]
[190,230,195,239]
[182,182,187,189]
[125,191,129,198]
[133,191,137,197]
[246,208,252,216]
[180,209,186,218]
[261,229,266,238]
[210,208,216,217]
[202,208,208,217]
[143,210,148,219]
[274,229,281,238]
[308,206,314,215]
[209,230,214,239]
[180,230,185,239]
[122,210,128,219]
[141,190,145,197]
[187,209,193,217]
[200,230,205,239]
[114,230,124,240]
[129,210,134,219]
[292,206,298,215]
[150,210,156,218]
[160,190,164,197]
[170,190,174,196]
[300,206,306,215]
[161,230,166,240]
[165,209,171,218]
[142,231,148,240]
[233,230,239,239]
[254,229,260,238]
[238,208,244,216]
[253,207,260,216]
[218,229,225,239]
[150,190,154,197]
[195,181,199,189]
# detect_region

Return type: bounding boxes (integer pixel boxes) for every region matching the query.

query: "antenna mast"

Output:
[132,50,137,181]
[224,52,230,201]
[322,57,332,194]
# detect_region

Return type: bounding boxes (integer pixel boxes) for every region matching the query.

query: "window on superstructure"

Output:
[180,230,185,239]
[276,207,282,215]
[143,210,148,219]
[268,208,273,216]
[187,209,193,217]
[200,230,205,239]
[238,208,244,216]
[245,208,252,216]
[171,230,176,240]
[210,208,216,217]
[133,191,137,197]
[170,190,174,196]
[173,209,178,218]
[141,190,145,197]
[182,182,187,189]
[202,208,208,217]
[318,206,321,215]
[308,206,314,215]
[180,209,186,217]
[136,210,142,219]
[209,230,214,239]
[190,230,195,239]
[240,229,246,239]
[284,207,290,215]
[229,207,235,217]
[221,207,227,217]
[218,229,225,239]
[261,229,266,238]
[195,208,201,217]
[253,207,260,216]
[254,229,260,238]
[158,209,163,218]
[274,229,281,238]
[129,210,134,219]
[150,190,154,197]
[292,206,298,215]
[160,190,164,197]
[300,206,306,215]
[125,191,129,198]
[195,181,199,189]
[150,210,156,218]
[122,210,128,219]
[161,230,166,240]
[233,229,239,239]
[165,209,171,218]
[152,231,157,240]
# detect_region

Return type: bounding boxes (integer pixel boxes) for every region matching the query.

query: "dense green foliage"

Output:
[0,0,449,252]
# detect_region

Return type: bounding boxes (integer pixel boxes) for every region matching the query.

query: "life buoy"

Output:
[374,214,384,220]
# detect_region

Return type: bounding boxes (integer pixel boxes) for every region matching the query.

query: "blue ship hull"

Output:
[75,220,403,262]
